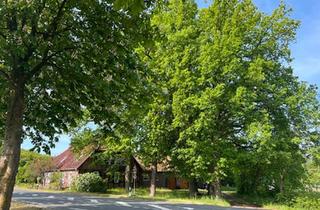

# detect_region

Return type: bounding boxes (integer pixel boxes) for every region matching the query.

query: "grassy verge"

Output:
[225,191,320,210]
[107,188,230,206]
[263,204,298,210]
[16,184,319,209]
[16,184,230,206]
[11,202,42,210]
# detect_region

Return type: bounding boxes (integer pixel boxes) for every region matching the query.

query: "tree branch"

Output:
[43,0,68,40]
[27,46,76,80]
[26,0,70,80]
[0,68,10,81]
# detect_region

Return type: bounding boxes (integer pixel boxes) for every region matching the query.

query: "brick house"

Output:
[43,147,188,189]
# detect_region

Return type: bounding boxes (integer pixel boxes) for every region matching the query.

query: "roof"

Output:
[133,157,171,173]
[51,147,171,173]
[52,147,90,171]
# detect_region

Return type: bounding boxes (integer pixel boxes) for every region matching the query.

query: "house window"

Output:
[114,172,120,183]
[143,173,149,182]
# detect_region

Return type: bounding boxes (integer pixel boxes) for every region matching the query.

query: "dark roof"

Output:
[53,147,90,171]
[52,147,171,172]
[133,157,171,173]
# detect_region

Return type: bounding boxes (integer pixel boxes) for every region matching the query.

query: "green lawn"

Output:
[11,202,42,210]
[223,191,320,210]
[105,188,231,206]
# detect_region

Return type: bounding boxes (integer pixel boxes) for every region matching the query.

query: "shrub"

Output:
[48,172,63,190]
[276,191,320,210]
[72,172,106,193]
[293,192,320,210]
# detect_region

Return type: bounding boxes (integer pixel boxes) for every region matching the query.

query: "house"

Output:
[43,147,188,189]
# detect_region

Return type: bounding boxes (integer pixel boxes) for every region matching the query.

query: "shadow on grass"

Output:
[223,192,275,208]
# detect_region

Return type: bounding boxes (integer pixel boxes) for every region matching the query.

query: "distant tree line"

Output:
[16,150,53,185]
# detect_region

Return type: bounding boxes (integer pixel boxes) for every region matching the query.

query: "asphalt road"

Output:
[13,189,259,210]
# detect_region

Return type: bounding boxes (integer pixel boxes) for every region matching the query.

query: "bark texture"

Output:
[0,82,25,210]
[188,179,198,198]
[212,179,222,198]
[149,162,157,197]
[208,178,222,199]
[125,157,132,193]
[279,173,285,193]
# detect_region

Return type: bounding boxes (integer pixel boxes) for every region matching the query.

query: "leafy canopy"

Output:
[0,0,155,153]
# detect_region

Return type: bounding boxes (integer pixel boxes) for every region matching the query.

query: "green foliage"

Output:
[71,172,106,193]
[135,0,199,175]
[306,160,320,191]
[137,0,320,197]
[275,191,320,210]
[48,172,63,190]
[0,0,155,153]
[68,0,319,201]
[293,192,320,210]
[16,150,53,184]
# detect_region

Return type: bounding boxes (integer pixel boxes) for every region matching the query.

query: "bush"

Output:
[293,192,320,210]
[48,172,63,190]
[72,172,106,193]
[276,191,320,210]
[276,191,298,205]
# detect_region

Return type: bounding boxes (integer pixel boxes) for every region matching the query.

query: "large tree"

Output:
[134,0,199,197]
[175,0,319,197]
[0,0,154,209]
[139,0,320,198]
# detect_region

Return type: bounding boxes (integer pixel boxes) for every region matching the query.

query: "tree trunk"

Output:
[0,82,25,210]
[149,161,157,197]
[207,182,213,197]
[208,178,222,199]
[188,179,198,198]
[125,157,132,193]
[279,173,284,193]
[212,178,222,198]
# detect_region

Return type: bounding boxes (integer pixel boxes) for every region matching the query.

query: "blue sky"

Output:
[22,0,320,156]
[197,0,320,86]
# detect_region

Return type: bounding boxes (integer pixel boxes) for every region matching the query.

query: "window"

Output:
[143,173,149,182]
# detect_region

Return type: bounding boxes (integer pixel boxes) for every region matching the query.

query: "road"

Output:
[13,189,259,210]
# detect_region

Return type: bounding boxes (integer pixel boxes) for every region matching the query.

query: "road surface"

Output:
[13,189,259,210]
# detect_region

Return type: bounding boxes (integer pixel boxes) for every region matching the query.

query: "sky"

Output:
[22,0,320,156]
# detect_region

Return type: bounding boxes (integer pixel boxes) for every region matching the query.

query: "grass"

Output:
[11,202,42,210]
[224,191,320,210]
[100,188,230,206]
[263,204,298,210]
[16,184,230,206]
[224,192,274,207]
[16,184,320,209]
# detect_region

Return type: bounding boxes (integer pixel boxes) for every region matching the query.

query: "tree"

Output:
[193,0,319,196]
[16,150,53,184]
[71,128,137,193]
[134,0,200,197]
[136,99,176,197]
[70,67,151,193]
[139,0,319,199]
[0,0,154,209]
